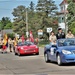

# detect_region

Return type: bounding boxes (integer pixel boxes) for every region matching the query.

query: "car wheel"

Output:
[57,54,62,66]
[18,51,21,56]
[36,52,39,55]
[44,53,50,63]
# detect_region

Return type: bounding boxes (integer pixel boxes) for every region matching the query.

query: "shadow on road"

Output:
[16,54,39,57]
[47,61,75,66]
[0,51,11,54]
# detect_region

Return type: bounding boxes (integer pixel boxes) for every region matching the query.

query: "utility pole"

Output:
[64,0,67,35]
[26,9,28,38]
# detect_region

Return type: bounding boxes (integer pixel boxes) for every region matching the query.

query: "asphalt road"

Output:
[0,47,75,75]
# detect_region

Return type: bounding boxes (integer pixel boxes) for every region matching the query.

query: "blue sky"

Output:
[0,0,61,21]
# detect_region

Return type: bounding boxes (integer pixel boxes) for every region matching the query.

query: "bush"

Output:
[39,39,49,46]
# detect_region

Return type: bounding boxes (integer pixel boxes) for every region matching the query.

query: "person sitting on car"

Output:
[49,31,57,45]
[66,30,74,38]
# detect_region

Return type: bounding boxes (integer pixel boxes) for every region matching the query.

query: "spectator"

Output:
[13,38,17,51]
[66,30,74,38]
[0,39,3,51]
[8,38,13,52]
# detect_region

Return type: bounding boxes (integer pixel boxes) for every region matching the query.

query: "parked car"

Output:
[44,38,75,66]
[14,41,39,56]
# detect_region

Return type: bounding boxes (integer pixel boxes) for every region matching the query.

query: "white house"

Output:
[58,0,68,29]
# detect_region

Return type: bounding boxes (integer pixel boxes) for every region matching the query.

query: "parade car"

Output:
[44,38,75,66]
[14,41,39,56]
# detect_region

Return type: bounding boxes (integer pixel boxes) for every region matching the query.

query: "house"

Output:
[0,29,13,38]
[2,29,13,34]
[58,0,68,29]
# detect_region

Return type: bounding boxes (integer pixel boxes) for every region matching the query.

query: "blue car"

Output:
[44,38,75,66]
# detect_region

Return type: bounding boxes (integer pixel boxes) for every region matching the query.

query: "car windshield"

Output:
[17,41,34,46]
[58,39,75,47]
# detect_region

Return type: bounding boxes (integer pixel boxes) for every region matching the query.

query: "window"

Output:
[58,17,61,23]
[62,17,64,23]
[61,6,63,11]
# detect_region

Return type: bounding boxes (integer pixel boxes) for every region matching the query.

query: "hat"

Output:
[58,28,62,31]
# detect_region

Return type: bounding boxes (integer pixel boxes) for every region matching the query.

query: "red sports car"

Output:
[14,41,39,56]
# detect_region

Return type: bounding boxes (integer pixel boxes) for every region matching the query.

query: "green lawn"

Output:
[38,40,50,47]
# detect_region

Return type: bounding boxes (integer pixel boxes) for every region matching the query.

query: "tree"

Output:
[1,17,11,29]
[69,22,75,35]
[67,0,75,34]
[29,1,35,12]
[28,1,41,38]
[67,0,75,25]
[4,23,12,29]
[36,0,58,39]
[36,0,57,17]
[12,5,26,35]
[0,21,3,30]
[12,1,58,39]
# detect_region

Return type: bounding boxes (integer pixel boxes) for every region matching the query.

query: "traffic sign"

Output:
[38,29,43,35]
[47,28,52,33]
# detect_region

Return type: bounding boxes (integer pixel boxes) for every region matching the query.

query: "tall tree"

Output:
[36,0,57,17]
[1,17,11,29]
[4,22,12,29]
[28,1,35,19]
[29,1,35,12]
[36,0,58,39]
[12,5,26,35]
[67,0,75,34]
[67,0,75,25]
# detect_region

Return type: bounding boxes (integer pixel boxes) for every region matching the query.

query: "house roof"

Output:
[59,0,68,6]
[2,29,13,34]
[56,10,68,15]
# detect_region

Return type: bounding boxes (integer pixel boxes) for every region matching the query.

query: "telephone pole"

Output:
[26,9,28,38]
[64,0,67,34]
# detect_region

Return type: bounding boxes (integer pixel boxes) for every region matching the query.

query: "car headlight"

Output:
[21,47,24,50]
[62,50,71,55]
[35,46,38,48]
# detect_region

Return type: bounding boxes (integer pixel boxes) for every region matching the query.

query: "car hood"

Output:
[58,46,75,51]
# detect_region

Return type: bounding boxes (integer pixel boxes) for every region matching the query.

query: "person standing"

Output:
[8,38,13,52]
[2,33,8,53]
[13,37,17,51]
[56,28,65,39]
[66,30,74,38]
[49,31,57,45]
[0,39,3,51]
